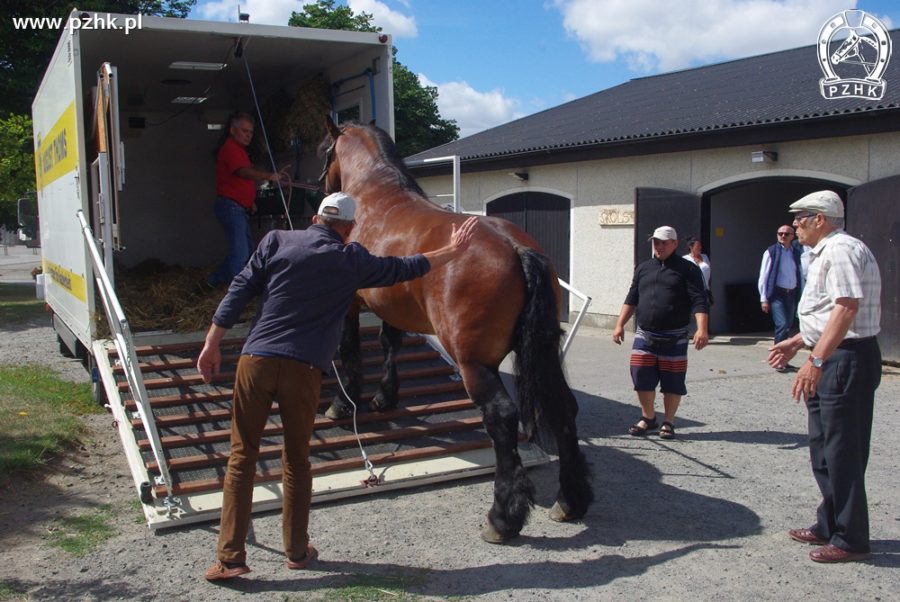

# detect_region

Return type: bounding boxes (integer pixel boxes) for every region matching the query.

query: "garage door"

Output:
[486,192,570,317]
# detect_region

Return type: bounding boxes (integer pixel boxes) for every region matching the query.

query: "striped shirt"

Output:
[798,230,881,346]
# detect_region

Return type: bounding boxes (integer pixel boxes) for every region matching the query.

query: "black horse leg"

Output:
[325,311,362,420]
[546,388,594,522]
[370,321,403,412]
[461,363,535,543]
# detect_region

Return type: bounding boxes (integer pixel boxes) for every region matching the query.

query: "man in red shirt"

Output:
[208,113,288,287]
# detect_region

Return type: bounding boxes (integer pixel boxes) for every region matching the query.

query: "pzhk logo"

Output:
[818,10,891,100]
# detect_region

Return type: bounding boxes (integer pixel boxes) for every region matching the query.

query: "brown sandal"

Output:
[628,416,658,436]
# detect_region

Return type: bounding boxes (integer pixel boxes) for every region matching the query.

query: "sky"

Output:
[189,1,900,138]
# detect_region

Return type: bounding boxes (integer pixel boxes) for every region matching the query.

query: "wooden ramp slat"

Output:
[121,363,456,391]
[114,349,441,375]
[154,438,498,497]
[118,330,421,357]
[137,397,477,451]
[146,417,485,472]
[129,381,467,429]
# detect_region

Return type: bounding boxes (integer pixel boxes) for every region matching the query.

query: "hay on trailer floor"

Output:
[95,261,257,336]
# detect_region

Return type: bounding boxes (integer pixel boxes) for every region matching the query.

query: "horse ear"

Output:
[369,119,376,127]
[325,115,341,139]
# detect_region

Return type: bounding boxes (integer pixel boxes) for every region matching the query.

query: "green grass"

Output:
[47,504,116,556]
[0,283,45,325]
[0,579,27,601]
[0,365,98,480]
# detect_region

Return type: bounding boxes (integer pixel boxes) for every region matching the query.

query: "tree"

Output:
[1,1,195,117]
[0,114,36,231]
[289,0,459,157]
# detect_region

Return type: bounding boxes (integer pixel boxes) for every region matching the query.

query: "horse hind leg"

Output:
[326,311,362,420]
[460,363,535,544]
[542,387,594,523]
[370,321,403,412]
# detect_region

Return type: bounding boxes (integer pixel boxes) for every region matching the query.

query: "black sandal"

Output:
[659,421,675,439]
[628,416,658,436]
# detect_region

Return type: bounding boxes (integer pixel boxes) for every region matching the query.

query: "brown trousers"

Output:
[217,355,322,564]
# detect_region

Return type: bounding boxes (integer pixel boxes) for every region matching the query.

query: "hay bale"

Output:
[284,75,331,155]
[94,261,257,336]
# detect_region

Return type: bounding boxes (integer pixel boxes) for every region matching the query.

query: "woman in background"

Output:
[683,235,712,305]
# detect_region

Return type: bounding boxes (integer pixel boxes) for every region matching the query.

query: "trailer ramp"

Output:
[96,325,548,529]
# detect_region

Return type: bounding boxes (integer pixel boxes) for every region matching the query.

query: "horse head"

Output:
[318,116,343,193]
[318,117,427,199]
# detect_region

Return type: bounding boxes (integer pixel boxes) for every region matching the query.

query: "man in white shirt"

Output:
[768,190,882,564]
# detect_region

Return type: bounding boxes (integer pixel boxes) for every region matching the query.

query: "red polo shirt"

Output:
[215,137,256,208]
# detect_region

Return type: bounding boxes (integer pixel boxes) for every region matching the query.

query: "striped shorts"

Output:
[630,327,689,395]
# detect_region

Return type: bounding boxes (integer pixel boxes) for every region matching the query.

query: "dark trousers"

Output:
[217,355,322,564]
[806,337,881,553]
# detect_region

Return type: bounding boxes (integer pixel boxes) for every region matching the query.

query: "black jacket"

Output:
[624,254,709,331]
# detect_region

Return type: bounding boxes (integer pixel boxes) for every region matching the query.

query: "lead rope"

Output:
[239,40,294,231]
[331,360,384,487]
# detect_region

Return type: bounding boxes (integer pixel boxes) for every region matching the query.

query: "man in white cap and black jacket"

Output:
[198,192,478,581]
[613,225,709,440]
[768,190,882,564]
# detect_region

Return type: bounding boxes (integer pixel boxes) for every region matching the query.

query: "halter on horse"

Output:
[319,118,593,542]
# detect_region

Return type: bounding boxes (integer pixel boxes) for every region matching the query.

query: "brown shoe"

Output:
[204,560,251,581]
[809,544,871,563]
[788,527,828,546]
[287,544,318,570]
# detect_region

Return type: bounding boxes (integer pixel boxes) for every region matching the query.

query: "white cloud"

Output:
[551,0,877,72]
[419,75,525,138]
[349,0,418,37]
[196,0,298,25]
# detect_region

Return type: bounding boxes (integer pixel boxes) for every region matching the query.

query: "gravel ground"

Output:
[0,261,897,601]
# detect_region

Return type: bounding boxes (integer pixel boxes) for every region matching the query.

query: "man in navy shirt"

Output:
[200,192,478,581]
[613,226,709,440]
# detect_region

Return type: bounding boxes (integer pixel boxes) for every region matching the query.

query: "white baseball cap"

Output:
[789,190,844,218]
[648,226,678,241]
[318,192,357,221]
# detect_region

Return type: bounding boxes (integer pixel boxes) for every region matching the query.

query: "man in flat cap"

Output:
[613,226,709,440]
[768,190,882,564]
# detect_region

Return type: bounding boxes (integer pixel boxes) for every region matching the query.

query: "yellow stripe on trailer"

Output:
[34,101,79,191]
[42,257,87,303]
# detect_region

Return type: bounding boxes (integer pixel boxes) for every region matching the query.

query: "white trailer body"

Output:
[33,11,395,357]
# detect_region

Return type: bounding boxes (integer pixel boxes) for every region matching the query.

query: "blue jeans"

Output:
[209,196,254,287]
[769,287,797,343]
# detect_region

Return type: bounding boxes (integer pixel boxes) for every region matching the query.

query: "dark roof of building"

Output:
[407,29,900,165]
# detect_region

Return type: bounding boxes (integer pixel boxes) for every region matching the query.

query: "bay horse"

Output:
[319,118,593,542]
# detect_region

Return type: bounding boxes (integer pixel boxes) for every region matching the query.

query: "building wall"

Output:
[415,132,900,328]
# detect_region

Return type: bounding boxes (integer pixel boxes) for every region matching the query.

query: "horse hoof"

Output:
[370,392,397,412]
[325,402,352,420]
[549,501,573,523]
[480,523,517,544]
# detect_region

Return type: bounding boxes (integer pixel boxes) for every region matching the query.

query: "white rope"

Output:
[332,360,383,486]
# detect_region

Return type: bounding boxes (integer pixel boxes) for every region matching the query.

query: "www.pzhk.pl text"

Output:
[12,13,143,35]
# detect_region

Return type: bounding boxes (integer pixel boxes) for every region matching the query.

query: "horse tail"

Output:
[512,248,568,444]
[513,247,594,516]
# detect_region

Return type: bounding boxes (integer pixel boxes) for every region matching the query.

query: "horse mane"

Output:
[342,121,427,198]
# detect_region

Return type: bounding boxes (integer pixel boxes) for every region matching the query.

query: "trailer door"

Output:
[32,26,94,349]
